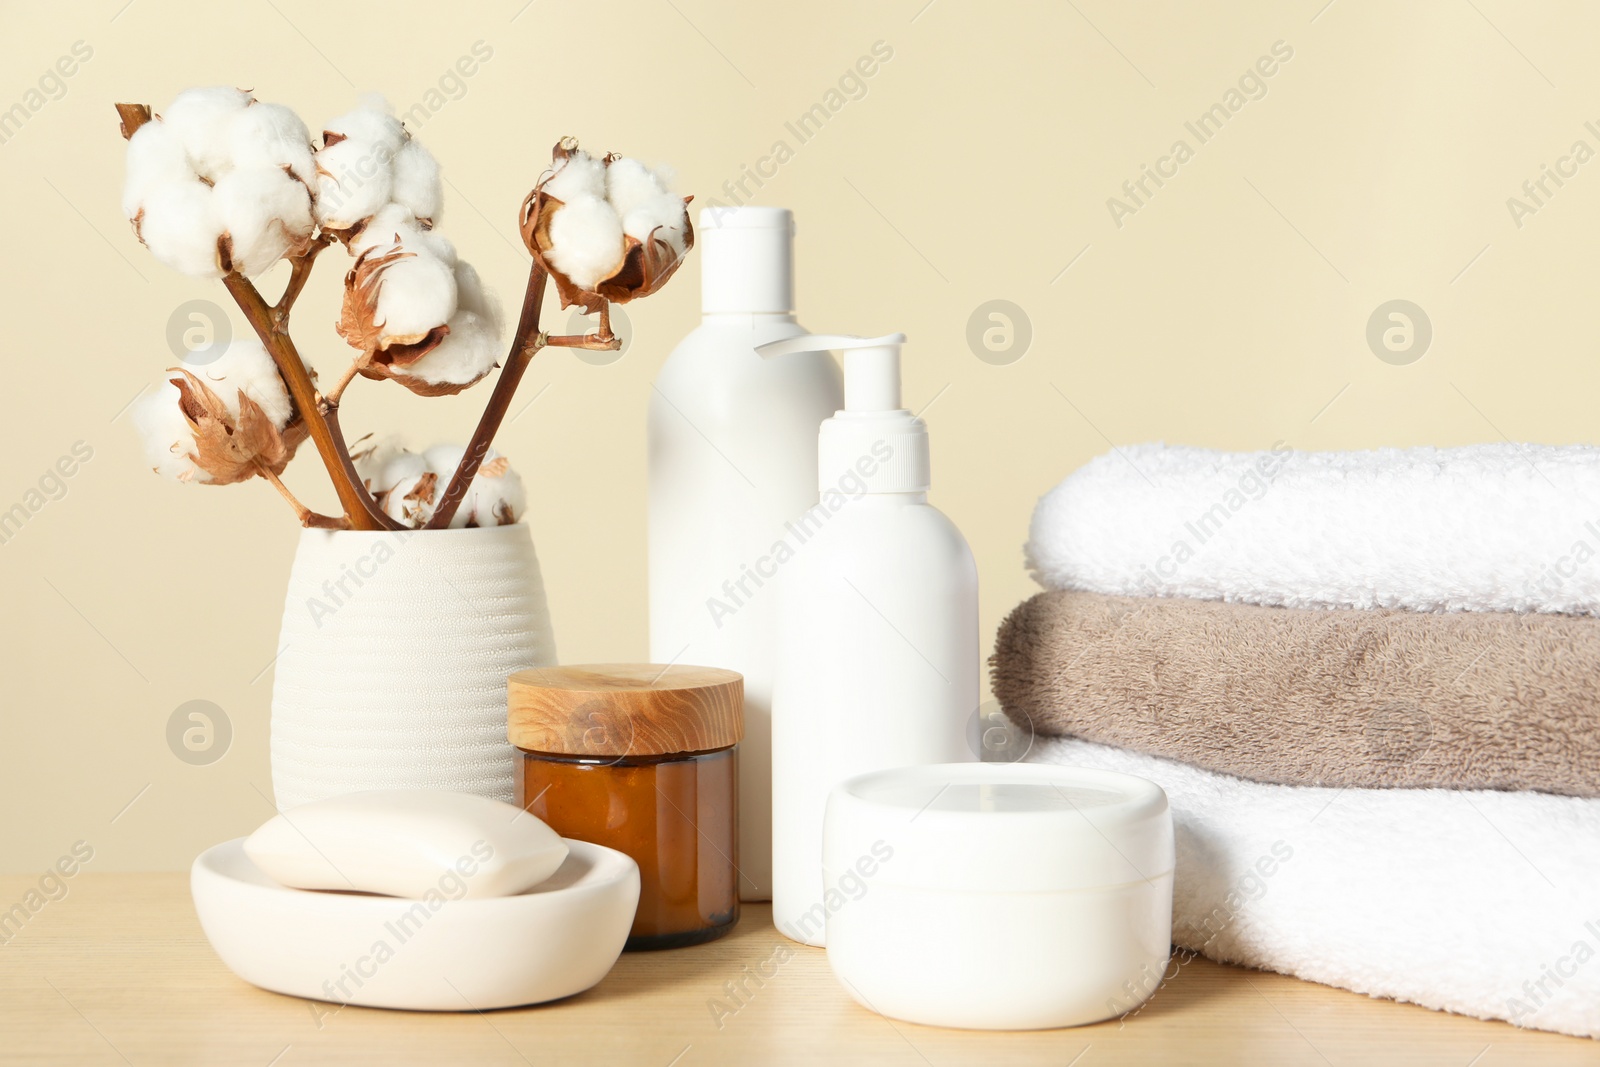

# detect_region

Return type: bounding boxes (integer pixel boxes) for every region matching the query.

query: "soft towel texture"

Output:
[992,589,1600,797]
[1027,736,1600,1039]
[1027,442,1600,615]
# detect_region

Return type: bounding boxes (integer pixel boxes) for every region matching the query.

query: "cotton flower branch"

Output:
[117,90,691,532]
[423,140,692,530]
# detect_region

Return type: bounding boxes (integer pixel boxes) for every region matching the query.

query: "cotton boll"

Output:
[419,445,520,528]
[604,156,667,219]
[131,381,205,483]
[226,102,316,187]
[162,87,254,180]
[356,440,427,498]
[541,150,606,203]
[322,101,407,156]
[399,309,500,388]
[122,120,195,219]
[138,180,225,278]
[372,249,458,343]
[381,467,440,527]
[622,192,690,255]
[546,195,624,290]
[469,457,525,527]
[314,136,395,229]
[391,138,443,223]
[193,337,294,428]
[213,167,315,277]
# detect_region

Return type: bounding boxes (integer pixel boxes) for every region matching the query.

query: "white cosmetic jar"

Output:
[822,762,1174,1030]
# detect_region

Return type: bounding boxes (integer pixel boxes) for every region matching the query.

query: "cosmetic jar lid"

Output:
[508,664,743,758]
[823,762,1173,894]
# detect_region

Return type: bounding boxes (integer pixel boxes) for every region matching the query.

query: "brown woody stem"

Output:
[274,234,332,324]
[426,263,550,529]
[324,353,370,407]
[255,461,347,529]
[222,271,397,531]
[544,331,622,350]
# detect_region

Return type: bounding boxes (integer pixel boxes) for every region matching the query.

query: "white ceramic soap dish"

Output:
[192,837,639,1011]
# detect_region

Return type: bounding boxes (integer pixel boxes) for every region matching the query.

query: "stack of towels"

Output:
[993,442,1600,1039]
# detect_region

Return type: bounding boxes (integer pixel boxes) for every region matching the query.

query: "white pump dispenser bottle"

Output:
[648,207,843,902]
[760,331,978,947]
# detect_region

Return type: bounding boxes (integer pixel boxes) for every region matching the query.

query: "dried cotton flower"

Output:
[354,441,524,528]
[521,138,693,312]
[121,88,317,279]
[132,338,305,485]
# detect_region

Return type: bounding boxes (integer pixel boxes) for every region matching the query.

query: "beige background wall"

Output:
[2,0,1596,871]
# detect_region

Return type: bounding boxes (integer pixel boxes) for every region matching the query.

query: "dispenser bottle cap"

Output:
[756,332,930,494]
[699,206,794,315]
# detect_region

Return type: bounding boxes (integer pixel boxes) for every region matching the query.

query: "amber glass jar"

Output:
[508,665,743,950]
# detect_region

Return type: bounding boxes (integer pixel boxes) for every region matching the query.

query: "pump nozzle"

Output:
[757,333,908,412]
[757,331,929,495]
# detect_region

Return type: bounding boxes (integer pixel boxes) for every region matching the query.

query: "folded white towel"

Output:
[1027,736,1600,1038]
[1027,442,1600,614]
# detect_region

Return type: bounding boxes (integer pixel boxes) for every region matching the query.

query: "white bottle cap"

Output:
[756,332,930,494]
[699,206,795,315]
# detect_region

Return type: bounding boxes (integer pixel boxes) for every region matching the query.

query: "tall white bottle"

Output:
[648,207,844,902]
[762,332,978,947]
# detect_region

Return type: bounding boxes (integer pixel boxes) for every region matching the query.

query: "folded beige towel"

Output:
[991,590,1600,798]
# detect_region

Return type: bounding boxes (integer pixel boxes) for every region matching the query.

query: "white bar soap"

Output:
[244,789,568,900]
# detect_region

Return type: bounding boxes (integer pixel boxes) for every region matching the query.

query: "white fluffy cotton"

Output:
[541,149,607,203]
[358,443,524,528]
[191,336,294,427]
[322,100,407,155]
[125,89,324,278]
[464,453,526,528]
[122,120,194,220]
[396,259,501,388]
[313,99,421,231]
[132,380,204,483]
[161,86,253,179]
[402,309,499,387]
[314,135,396,230]
[213,167,314,276]
[451,260,502,335]
[226,101,315,187]
[542,153,686,289]
[355,439,428,498]
[391,139,442,223]
[137,180,224,278]
[368,240,458,344]
[546,195,625,289]
[421,444,525,528]
[131,337,292,484]
[622,191,690,255]
[603,156,667,218]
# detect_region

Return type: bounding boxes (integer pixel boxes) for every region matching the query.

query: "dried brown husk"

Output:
[168,369,307,485]
[519,138,694,313]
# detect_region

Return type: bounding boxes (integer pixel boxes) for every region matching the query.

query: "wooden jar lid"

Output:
[507,664,744,758]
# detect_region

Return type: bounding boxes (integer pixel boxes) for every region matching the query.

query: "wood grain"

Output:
[508,664,744,757]
[0,875,1594,1066]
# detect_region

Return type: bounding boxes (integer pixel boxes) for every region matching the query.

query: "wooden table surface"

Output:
[1,874,1594,1066]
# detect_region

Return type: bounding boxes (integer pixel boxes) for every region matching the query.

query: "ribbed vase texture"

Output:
[270,525,557,810]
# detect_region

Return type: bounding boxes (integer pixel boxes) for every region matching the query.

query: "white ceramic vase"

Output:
[270,524,557,810]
